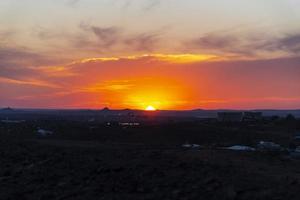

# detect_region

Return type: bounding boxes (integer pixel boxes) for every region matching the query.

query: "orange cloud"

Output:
[0,77,61,88]
[73,53,219,64]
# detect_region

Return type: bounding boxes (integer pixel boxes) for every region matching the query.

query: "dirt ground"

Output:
[0,120,300,200]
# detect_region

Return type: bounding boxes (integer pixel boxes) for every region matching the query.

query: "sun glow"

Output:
[145,105,156,111]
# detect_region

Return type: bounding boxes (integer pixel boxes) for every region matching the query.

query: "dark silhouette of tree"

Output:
[286,114,296,121]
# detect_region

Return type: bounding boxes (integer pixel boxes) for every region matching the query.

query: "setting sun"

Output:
[145,105,156,111]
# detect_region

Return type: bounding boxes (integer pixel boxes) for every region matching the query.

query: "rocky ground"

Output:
[0,120,300,200]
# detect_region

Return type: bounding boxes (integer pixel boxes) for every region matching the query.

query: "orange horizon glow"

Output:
[1,54,300,110]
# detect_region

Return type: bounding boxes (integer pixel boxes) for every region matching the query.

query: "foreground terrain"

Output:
[0,116,300,200]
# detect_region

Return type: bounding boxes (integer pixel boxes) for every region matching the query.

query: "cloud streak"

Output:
[0,76,61,88]
[76,23,162,54]
[81,24,122,49]
[66,0,80,7]
[143,0,161,11]
[187,31,300,58]
[124,33,159,51]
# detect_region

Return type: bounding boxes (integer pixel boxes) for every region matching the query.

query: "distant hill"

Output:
[0,108,299,119]
[101,107,110,112]
[0,107,14,112]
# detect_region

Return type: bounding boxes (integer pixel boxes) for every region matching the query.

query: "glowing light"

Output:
[73,54,220,65]
[145,105,156,111]
[151,54,218,63]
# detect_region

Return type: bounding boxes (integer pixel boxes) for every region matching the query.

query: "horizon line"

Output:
[1,107,300,111]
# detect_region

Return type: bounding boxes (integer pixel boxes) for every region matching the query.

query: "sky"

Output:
[0,0,300,110]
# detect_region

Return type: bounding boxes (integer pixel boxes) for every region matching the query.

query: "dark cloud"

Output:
[32,26,61,40]
[280,34,300,52]
[0,46,68,81]
[188,31,300,56]
[264,34,300,53]
[79,24,122,49]
[143,0,161,11]
[124,33,159,51]
[119,0,161,11]
[191,33,238,51]
[0,47,47,66]
[66,0,80,7]
[30,21,163,55]
[90,26,121,48]
[188,33,265,56]
[77,23,161,53]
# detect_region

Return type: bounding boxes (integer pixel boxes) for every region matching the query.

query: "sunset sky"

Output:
[0,0,300,110]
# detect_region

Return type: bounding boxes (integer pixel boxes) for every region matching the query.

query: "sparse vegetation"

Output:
[0,111,300,199]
